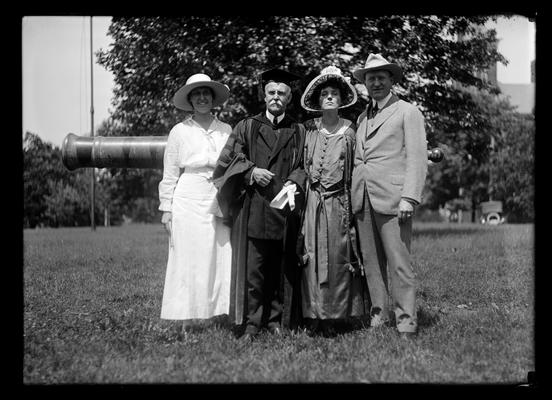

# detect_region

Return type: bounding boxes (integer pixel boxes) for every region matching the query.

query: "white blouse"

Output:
[158,115,232,212]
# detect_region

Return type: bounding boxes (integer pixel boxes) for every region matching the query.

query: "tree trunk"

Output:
[104,206,110,227]
[471,195,477,223]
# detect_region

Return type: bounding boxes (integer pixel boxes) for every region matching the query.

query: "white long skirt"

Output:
[160,174,231,320]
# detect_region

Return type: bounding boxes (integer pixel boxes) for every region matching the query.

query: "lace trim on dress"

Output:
[315,117,346,136]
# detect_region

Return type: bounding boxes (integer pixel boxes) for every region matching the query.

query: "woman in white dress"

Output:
[158,73,232,333]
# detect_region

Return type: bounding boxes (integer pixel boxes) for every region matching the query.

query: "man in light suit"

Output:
[351,54,428,339]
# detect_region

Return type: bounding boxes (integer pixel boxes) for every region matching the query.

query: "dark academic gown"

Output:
[213,112,306,330]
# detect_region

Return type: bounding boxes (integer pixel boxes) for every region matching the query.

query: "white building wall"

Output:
[487,16,535,114]
[489,15,535,84]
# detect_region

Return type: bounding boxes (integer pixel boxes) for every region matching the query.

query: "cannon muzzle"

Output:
[62,133,444,171]
[428,147,444,163]
[62,133,167,171]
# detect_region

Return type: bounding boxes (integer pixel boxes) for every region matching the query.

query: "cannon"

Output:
[62,133,444,171]
[428,148,444,163]
[61,133,167,171]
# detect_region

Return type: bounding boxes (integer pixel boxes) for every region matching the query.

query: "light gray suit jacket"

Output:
[351,95,428,215]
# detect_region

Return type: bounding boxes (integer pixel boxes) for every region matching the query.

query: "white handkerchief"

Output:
[269,184,297,210]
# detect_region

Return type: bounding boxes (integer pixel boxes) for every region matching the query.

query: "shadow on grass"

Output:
[156,309,440,341]
[417,307,441,329]
[300,317,371,338]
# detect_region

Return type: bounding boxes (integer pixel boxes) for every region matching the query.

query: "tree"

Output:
[43,179,90,227]
[98,16,506,135]
[23,132,83,227]
[422,88,522,218]
[490,112,534,222]
[23,131,109,228]
[96,16,515,220]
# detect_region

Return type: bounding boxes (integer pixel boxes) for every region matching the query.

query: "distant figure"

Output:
[213,68,306,341]
[299,65,369,336]
[351,54,428,339]
[158,73,232,334]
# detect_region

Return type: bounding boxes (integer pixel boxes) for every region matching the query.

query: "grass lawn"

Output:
[23,222,534,384]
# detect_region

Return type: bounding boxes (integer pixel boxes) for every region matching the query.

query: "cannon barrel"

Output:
[62,133,167,171]
[62,133,444,171]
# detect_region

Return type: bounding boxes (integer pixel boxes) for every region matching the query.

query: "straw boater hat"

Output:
[352,53,403,83]
[300,65,358,112]
[173,73,230,111]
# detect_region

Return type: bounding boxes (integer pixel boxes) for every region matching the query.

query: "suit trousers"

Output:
[244,237,284,333]
[356,192,418,333]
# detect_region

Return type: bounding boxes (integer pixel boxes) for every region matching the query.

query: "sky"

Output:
[22,15,536,149]
[490,15,536,84]
[23,16,114,148]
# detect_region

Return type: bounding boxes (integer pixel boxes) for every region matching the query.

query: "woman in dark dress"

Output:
[299,66,369,336]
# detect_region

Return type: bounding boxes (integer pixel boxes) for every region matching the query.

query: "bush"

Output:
[131,197,161,223]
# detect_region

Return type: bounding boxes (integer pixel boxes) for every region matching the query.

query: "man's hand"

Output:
[398,199,414,224]
[252,167,275,187]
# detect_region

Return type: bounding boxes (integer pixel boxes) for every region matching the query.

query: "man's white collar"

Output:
[373,92,393,109]
[266,110,285,123]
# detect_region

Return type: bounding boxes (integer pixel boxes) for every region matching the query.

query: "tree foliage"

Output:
[18,15,516,226]
[43,180,90,227]
[24,132,81,227]
[98,16,506,139]
[23,132,113,228]
[95,16,532,223]
[25,16,533,226]
[489,112,535,222]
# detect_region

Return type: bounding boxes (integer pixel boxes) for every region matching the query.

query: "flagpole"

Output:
[90,16,96,231]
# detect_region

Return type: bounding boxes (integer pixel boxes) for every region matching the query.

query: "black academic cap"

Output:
[259,68,302,88]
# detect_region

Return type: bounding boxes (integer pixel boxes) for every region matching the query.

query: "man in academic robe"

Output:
[213,68,306,341]
[351,54,428,339]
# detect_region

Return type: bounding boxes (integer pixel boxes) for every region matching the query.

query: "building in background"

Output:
[490,16,535,114]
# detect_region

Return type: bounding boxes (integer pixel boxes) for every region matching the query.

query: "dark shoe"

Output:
[305,327,318,337]
[269,326,283,336]
[398,331,417,341]
[319,320,337,338]
[237,324,259,342]
[239,332,257,342]
[303,319,319,336]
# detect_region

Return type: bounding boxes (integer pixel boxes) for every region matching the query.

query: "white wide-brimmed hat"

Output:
[173,73,230,111]
[353,53,403,83]
[300,65,358,112]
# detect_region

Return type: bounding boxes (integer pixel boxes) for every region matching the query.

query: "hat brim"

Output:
[300,74,358,112]
[353,64,403,83]
[173,81,230,111]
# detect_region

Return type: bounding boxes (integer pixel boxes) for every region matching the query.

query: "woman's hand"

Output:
[161,212,172,235]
